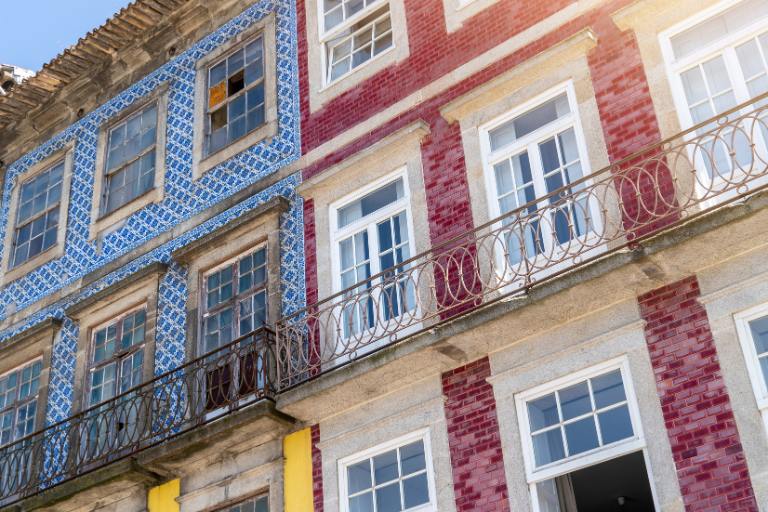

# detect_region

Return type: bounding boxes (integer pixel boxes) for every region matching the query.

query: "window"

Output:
[205,35,266,155]
[201,247,268,410]
[102,104,159,215]
[87,308,147,407]
[0,360,42,446]
[201,247,268,354]
[734,304,768,433]
[331,175,416,340]
[481,86,598,267]
[515,360,654,512]
[340,432,435,512]
[9,161,64,269]
[320,0,394,83]
[662,0,768,186]
[217,495,269,512]
[524,369,634,468]
[81,308,147,460]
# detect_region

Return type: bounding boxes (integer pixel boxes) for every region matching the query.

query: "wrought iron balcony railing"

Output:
[274,91,768,389]
[0,328,276,503]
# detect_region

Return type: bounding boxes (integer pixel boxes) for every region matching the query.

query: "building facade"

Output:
[0,0,767,511]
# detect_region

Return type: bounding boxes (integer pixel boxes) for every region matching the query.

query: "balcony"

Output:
[2,93,768,506]
[273,91,768,389]
[0,328,277,506]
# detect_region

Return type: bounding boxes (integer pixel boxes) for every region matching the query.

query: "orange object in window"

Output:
[208,82,227,109]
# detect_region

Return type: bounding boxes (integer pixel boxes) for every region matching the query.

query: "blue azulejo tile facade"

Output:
[0,0,305,427]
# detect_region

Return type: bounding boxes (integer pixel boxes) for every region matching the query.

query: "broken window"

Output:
[205,35,266,155]
[102,104,158,215]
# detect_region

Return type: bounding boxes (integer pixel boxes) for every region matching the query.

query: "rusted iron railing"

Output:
[0,328,276,503]
[274,92,768,389]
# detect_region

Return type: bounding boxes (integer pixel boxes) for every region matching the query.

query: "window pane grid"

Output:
[527,370,633,468]
[11,162,64,268]
[202,248,268,353]
[102,104,158,215]
[0,360,42,446]
[206,36,266,155]
[487,96,591,264]
[89,309,147,406]
[336,179,414,339]
[324,4,393,83]
[345,439,430,512]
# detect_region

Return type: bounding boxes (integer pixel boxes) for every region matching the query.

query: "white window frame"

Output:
[0,358,43,446]
[317,0,395,87]
[338,429,438,512]
[733,302,768,434]
[328,168,420,344]
[659,0,768,203]
[514,358,649,489]
[478,81,604,283]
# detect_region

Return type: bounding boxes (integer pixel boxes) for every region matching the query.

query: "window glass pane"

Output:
[670,0,768,59]
[564,417,599,456]
[239,248,267,292]
[702,56,733,96]
[532,429,565,466]
[375,482,401,512]
[749,316,768,355]
[489,93,569,151]
[373,449,398,484]
[106,105,157,174]
[558,381,591,421]
[338,178,404,228]
[400,440,426,475]
[204,308,234,353]
[403,473,430,509]
[735,38,765,82]
[348,459,372,494]
[528,393,559,431]
[598,405,634,445]
[349,492,374,512]
[592,370,626,408]
[760,356,768,387]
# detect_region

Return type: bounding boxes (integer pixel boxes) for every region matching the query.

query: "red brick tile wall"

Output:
[302,198,324,373]
[303,198,317,307]
[442,357,510,512]
[298,0,676,307]
[588,13,678,236]
[311,424,324,512]
[297,0,574,154]
[638,276,758,511]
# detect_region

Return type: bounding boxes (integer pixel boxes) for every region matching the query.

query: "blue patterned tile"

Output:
[0,0,306,428]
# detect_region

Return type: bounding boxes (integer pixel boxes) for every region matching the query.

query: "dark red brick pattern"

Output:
[638,276,758,511]
[311,424,324,512]
[442,357,510,512]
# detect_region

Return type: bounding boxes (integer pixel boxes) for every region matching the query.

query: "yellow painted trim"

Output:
[284,428,314,512]
[148,479,181,512]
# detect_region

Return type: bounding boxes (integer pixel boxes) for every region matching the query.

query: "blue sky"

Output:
[0,1,131,72]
